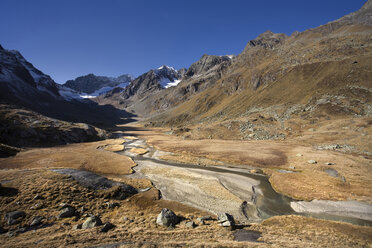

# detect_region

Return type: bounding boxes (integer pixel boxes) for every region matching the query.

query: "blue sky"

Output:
[0,0,366,84]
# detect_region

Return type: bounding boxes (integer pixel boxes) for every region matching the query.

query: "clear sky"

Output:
[0,0,367,84]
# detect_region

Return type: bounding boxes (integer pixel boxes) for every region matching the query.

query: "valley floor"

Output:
[0,119,371,247]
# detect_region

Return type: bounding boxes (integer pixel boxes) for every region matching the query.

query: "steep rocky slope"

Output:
[144,1,371,142]
[0,45,133,152]
[0,44,133,126]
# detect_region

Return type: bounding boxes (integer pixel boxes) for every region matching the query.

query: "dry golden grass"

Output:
[251,215,372,248]
[1,168,370,247]
[0,139,135,175]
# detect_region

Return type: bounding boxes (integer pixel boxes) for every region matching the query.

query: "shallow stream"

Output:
[118,138,372,226]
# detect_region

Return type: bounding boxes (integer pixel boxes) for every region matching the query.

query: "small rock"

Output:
[82,215,102,229]
[4,211,26,225]
[307,160,317,164]
[105,202,120,209]
[325,162,334,165]
[58,206,76,219]
[221,221,233,227]
[325,168,339,178]
[72,224,82,230]
[30,216,43,226]
[217,213,235,230]
[123,217,129,222]
[217,213,234,223]
[185,221,196,229]
[100,222,115,233]
[341,176,346,183]
[296,153,303,157]
[308,128,316,132]
[156,208,179,227]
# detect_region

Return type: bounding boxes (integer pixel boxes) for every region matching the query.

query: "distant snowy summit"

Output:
[154,65,185,89]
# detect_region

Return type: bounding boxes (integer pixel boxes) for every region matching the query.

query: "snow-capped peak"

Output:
[154,65,183,89]
[157,65,176,71]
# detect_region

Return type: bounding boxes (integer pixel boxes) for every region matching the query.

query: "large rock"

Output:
[4,211,25,225]
[82,215,102,229]
[156,208,179,227]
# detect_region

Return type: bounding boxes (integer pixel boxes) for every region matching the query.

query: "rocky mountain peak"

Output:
[246,30,288,50]
[185,54,231,78]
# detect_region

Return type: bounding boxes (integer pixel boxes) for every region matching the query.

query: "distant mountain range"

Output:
[63,73,133,97]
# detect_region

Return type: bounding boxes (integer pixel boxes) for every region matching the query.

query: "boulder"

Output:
[58,206,76,218]
[100,222,115,232]
[82,215,102,229]
[217,213,235,230]
[4,211,25,225]
[156,208,179,227]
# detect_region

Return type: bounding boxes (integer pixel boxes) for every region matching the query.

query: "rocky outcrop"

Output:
[185,54,232,78]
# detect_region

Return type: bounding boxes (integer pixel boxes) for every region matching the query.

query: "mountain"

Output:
[0,44,133,152]
[94,65,185,113]
[137,1,372,141]
[63,73,133,97]
[95,55,234,116]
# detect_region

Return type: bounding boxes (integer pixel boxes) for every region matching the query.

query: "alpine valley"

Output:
[0,1,371,247]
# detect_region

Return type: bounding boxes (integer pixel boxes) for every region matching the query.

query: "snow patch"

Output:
[58,87,83,101]
[165,79,181,88]
[79,82,130,98]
